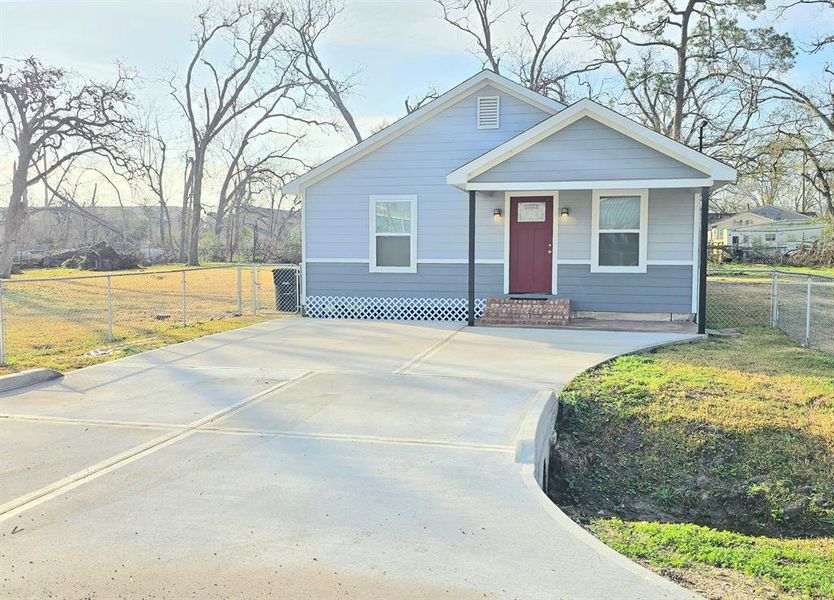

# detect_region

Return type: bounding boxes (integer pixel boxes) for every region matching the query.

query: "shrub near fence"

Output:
[707,269,834,354]
[0,264,299,368]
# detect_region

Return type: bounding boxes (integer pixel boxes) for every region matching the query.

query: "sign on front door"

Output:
[509,197,553,294]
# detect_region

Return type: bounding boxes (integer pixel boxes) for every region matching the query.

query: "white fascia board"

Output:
[464,178,714,191]
[447,99,737,187]
[282,71,563,195]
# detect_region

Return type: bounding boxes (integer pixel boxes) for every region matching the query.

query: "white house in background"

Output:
[709,205,812,247]
[728,220,825,251]
[282,71,737,324]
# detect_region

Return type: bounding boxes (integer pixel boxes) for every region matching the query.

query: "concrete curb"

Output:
[0,369,63,394]
[517,333,706,600]
[515,389,559,488]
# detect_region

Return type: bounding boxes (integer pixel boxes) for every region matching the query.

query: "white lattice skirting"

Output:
[305,296,486,321]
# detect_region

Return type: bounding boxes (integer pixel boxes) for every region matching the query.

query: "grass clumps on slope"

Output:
[548,327,834,598]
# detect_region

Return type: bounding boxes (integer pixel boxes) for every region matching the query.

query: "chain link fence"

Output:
[707,269,834,353]
[0,264,299,367]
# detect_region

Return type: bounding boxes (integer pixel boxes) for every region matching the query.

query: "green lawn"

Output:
[549,328,834,598]
[709,264,834,278]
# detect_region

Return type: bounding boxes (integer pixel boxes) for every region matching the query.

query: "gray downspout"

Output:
[467,190,476,326]
[697,186,710,334]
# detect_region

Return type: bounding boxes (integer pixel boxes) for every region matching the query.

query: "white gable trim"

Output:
[282,71,563,195]
[464,178,714,191]
[447,99,737,188]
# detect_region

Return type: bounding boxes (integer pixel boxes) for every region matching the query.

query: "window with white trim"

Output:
[477,96,500,129]
[369,195,417,273]
[764,233,776,242]
[591,189,648,273]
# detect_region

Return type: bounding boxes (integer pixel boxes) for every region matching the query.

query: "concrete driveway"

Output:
[1,319,700,599]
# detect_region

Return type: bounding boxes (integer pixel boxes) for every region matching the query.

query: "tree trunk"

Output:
[0,162,30,278]
[179,160,193,263]
[187,149,205,266]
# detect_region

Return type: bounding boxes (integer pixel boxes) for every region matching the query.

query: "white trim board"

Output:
[282,71,563,195]
[447,99,737,188]
[555,259,693,266]
[462,179,714,191]
[590,189,649,274]
[692,192,700,314]
[369,194,418,273]
[305,258,505,264]
[300,194,307,303]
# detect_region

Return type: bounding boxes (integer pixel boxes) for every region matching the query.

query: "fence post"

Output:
[295,267,301,314]
[106,275,114,342]
[181,270,187,326]
[236,264,243,316]
[0,281,6,365]
[804,276,812,348]
[250,265,258,315]
[773,271,779,326]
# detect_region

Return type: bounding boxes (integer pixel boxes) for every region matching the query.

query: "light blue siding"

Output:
[304,86,551,260]
[557,188,695,262]
[473,117,707,183]
[306,263,503,298]
[647,189,695,261]
[558,265,693,313]
[556,190,592,260]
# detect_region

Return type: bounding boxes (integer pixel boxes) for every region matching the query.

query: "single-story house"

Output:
[728,220,824,251]
[709,205,812,247]
[282,71,737,326]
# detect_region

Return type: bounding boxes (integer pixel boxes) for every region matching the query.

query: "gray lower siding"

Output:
[305,262,503,298]
[558,265,693,313]
[306,263,692,315]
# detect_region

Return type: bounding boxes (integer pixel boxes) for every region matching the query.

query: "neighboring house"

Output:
[728,220,824,251]
[709,206,812,247]
[282,71,736,322]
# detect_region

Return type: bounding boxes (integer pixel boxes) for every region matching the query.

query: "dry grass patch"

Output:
[1,265,291,374]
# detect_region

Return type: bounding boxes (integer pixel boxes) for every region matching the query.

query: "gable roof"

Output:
[749,205,813,221]
[281,71,565,195]
[447,99,737,190]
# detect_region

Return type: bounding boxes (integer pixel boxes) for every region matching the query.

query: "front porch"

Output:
[477,294,697,333]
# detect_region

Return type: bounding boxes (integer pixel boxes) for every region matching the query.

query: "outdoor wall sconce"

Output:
[493,208,503,222]
[560,207,570,218]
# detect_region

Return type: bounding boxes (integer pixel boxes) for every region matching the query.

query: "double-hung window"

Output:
[369,195,417,273]
[591,189,648,273]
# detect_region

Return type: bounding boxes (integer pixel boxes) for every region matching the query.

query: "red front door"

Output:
[509,196,553,294]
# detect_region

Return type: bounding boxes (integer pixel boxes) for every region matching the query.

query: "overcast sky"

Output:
[1,0,831,204]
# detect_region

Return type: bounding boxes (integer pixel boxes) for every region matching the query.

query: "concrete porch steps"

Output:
[480,296,571,327]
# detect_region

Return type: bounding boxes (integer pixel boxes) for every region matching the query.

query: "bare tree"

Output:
[435,0,512,73]
[213,102,307,236]
[137,119,175,251]
[405,87,440,114]
[512,0,605,101]
[288,0,363,142]
[580,0,795,154]
[0,57,136,278]
[178,155,194,263]
[434,0,603,102]
[170,1,316,265]
[777,0,834,52]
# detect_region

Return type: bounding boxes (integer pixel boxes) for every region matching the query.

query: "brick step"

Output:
[480,296,571,328]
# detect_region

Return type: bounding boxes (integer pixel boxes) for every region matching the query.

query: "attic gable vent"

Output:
[477,96,500,129]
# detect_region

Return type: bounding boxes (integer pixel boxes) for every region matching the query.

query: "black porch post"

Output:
[467,190,476,326]
[697,186,710,334]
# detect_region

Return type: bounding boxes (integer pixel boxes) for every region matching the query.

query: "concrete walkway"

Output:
[0,319,700,599]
